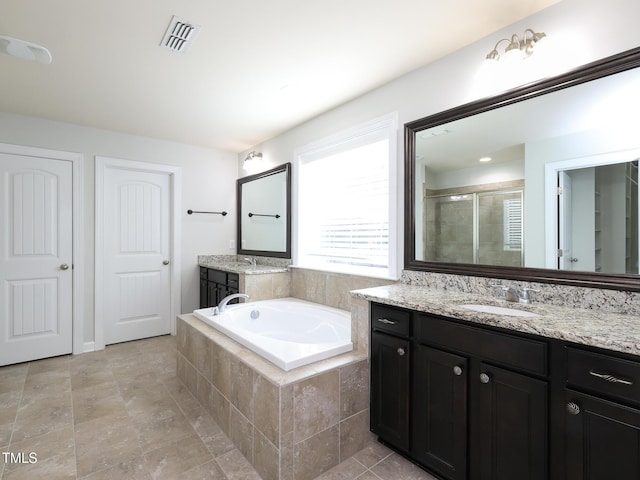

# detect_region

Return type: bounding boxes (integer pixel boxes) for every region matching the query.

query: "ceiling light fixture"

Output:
[243,151,263,170]
[479,157,492,163]
[0,35,52,64]
[485,29,547,64]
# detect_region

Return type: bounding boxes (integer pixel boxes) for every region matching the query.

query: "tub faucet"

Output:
[244,257,257,266]
[212,293,249,315]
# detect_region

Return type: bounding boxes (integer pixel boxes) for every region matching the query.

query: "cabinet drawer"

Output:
[207,268,227,284]
[227,273,239,288]
[371,304,411,338]
[567,347,640,406]
[416,315,547,376]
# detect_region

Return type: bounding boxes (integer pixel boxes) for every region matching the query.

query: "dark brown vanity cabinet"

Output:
[199,267,239,308]
[370,303,549,480]
[564,347,640,480]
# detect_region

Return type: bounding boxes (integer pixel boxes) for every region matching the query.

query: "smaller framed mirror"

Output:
[237,163,291,258]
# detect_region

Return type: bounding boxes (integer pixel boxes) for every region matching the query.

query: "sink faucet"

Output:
[491,284,538,304]
[212,293,249,315]
[244,257,257,266]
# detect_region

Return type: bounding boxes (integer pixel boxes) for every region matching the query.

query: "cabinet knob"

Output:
[567,401,581,415]
[479,373,490,384]
[397,347,406,356]
[453,365,463,376]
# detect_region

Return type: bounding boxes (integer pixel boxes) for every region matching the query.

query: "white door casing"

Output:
[0,153,73,365]
[95,157,181,348]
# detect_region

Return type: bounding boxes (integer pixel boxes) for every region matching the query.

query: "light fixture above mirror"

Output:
[243,151,263,171]
[485,28,547,64]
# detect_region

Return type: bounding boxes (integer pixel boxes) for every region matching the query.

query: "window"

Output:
[294,113,398,277]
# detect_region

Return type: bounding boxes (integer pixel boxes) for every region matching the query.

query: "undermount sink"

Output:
[460,304,539,318]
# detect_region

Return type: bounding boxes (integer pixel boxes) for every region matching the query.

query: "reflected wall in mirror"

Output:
[237,163,291,258]
[405,47,640,291]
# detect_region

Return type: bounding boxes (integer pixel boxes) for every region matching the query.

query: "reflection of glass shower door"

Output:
[477,191,523,267]
[425,195,474,263]
[424,190,523,266]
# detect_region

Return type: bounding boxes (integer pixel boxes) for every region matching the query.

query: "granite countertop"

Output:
[351,283,640,357]
[199,261,289,275]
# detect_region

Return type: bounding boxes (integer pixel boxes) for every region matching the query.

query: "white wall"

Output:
[0,112,237,345]
[238,0,640,275]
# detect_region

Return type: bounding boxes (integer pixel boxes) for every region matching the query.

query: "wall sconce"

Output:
[485,29,547,64]
[243,151,263,170]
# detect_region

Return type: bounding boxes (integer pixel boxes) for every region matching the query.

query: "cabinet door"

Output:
[207,281,218,307]
[199,279,208,308]
[370,331,411,451]
[565,389,640,480]
[478,363,547,480]
[413,345,468,480]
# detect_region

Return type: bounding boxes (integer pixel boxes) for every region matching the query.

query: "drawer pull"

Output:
[377,318,397,325]
[453,365,463,376]
[397,348,406,356]
[567,401,581,415]
[589,370,634,386]
[479,373,490,384]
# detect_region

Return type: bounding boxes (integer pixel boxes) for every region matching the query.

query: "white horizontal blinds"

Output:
[299,138,390,274]
[503,197,523,251]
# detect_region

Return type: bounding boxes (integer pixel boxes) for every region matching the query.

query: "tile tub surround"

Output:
[177,314,374,480]
[351,282,640,357]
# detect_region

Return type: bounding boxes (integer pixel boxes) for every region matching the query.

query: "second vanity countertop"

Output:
[199,261,289,275]
[351,283,640,357]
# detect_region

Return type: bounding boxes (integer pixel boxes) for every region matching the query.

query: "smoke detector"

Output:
[160,16,200,54]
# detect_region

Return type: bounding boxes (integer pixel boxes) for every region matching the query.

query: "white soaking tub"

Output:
[192,297,352,370]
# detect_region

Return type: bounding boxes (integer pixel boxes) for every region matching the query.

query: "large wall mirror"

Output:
[405,47,640,291]
[237,163,291,258]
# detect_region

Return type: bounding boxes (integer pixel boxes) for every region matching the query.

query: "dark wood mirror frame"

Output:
[237,162,292,259]
[405,46,640,292]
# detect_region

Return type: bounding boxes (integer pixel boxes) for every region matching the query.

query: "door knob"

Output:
[60,263,70,270]
[163,260,170,265]
[567,401,581,415]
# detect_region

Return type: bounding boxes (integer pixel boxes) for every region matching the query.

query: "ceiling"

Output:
[0,0,558,153]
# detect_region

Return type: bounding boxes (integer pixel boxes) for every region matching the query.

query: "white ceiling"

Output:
[0,0,558,153]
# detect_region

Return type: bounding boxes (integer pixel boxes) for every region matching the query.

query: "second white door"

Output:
[103,166,172,344]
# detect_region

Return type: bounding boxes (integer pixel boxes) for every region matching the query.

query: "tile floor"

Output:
[0,335,436,480]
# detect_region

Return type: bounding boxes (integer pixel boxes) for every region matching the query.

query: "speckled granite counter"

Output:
[352,283,640,357]
[198,261,289,275]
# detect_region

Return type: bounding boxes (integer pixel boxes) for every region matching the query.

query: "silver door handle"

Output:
[163,260,170,265]
[377,318,397,325]
[60,263,70,270]
[589,370,633,385]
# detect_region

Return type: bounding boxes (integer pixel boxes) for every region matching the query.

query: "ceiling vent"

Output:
[160,16,200,54]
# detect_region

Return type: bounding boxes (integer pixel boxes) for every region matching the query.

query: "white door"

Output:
[0,154,73,365]
[102,167,172,344]
[558,171,574,270]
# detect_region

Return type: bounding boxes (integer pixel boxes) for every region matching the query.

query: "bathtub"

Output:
[192,297,353,371]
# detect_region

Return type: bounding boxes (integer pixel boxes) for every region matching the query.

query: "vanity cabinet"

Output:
[199,267,239,308]
[564,347,640,480]
[370,304,411,451]
[370,302,549,480]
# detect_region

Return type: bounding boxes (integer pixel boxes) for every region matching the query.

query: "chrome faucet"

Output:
[491,284,538,304]
[212,293,249,315]
[244,257,257,266]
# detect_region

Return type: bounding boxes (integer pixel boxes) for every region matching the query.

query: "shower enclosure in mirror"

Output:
[405,46,640,291]
[237,163,291,258]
